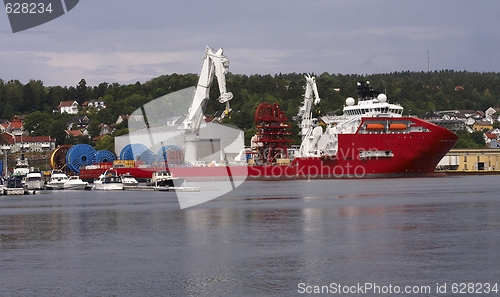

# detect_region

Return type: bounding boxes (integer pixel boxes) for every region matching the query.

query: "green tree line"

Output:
[2,70,500,148]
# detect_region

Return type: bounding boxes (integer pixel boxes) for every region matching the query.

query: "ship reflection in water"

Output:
[0,177,499,295]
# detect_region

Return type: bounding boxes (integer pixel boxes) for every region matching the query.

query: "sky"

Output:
[1,0,500,87]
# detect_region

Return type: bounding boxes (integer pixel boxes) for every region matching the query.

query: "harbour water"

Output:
[1,176,499,296]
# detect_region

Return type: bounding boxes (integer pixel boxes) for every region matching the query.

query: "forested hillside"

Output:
[2,70,500,146]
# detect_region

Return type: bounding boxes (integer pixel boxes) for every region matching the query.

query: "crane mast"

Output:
[182,47,233,162]
[183,47,233,133]
[297,75,321,140]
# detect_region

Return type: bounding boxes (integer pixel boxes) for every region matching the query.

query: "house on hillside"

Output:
[65,129,84,138]
[0,119,10,133]
[66,115,90,130]
[0,132,55,153]
[473,120,493,132]
[83,99,106,112]
[116,114,144,125]
[8,116,25,136]
[485,107,500,123]
[490,139,500,148]
[57,100,79,114]
[99,123,114,136]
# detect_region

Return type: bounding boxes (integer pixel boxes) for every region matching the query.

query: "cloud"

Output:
[0,50,205,86]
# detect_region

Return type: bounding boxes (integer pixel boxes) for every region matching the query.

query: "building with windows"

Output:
[57,100,79,114]
[0,132,56,153]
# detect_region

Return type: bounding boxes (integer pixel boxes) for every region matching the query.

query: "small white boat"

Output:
[93,169,123,190]
[121,173,138,187]
[3,177,25,195]
[147,171,185,187]
[64,176,89,190]
[46,170,69,190]
[25,171,44,190]
[11,157,30,180]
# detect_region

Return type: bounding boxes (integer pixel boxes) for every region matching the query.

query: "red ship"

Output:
[79,80,458,182]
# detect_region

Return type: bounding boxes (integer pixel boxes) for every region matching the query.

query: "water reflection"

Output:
[0,177,499,295]
[0,212,70,249]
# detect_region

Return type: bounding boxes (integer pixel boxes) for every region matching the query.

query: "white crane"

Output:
[297,74,321,140]
[183,47,233,133]
[182,47,233,162]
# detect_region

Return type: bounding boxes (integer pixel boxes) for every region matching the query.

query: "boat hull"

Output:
[93,182,123,191]
[64,183,88,190]
[46,182,65,190]
[3,188,25,195]
[26,180,44,190]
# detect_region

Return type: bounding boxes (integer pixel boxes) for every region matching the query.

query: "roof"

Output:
[65,130,84,137]
[59,100,78,107]
[0,133,54,144]
[67,115,89,124]
[10,120,23,130]
[475,120,493,126]
[0,122,10,130]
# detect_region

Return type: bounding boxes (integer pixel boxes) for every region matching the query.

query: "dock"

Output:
[123,185,201,192]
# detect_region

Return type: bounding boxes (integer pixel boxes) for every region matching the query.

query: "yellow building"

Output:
[472,121,493,132]
[437,149,500,171]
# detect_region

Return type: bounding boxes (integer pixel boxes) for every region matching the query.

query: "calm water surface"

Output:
[1,176,499,296]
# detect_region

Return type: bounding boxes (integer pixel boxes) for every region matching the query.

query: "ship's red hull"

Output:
[79,117,458,181]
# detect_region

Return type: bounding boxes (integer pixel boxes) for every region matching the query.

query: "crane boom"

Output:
[184,47,233,132]
[297,75,321,139]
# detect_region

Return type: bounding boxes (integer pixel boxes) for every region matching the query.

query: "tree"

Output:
[48,121,67,146]
[23,111,50,135]
[470,131,486,147]
[95,135,115,153]
[88,120,101,140]
[76,79,88,103]
[95,108,113,125]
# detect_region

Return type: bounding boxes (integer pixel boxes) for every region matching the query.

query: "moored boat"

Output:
[3,177,25,195]
[93,169,123,190]
[121,173,138,187]
[146,170,185,187]
[25,171,44,190]
[64,176,89,190]
[46,170,69,190]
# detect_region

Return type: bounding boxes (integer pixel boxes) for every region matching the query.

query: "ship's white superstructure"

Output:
[299,81,404,157]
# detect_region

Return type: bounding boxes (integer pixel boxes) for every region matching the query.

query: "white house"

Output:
[58,101,79,114]
[83,100,107,112]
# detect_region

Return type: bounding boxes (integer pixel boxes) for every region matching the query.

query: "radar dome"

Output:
[377,93,387,102]
[346,97,355,106]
